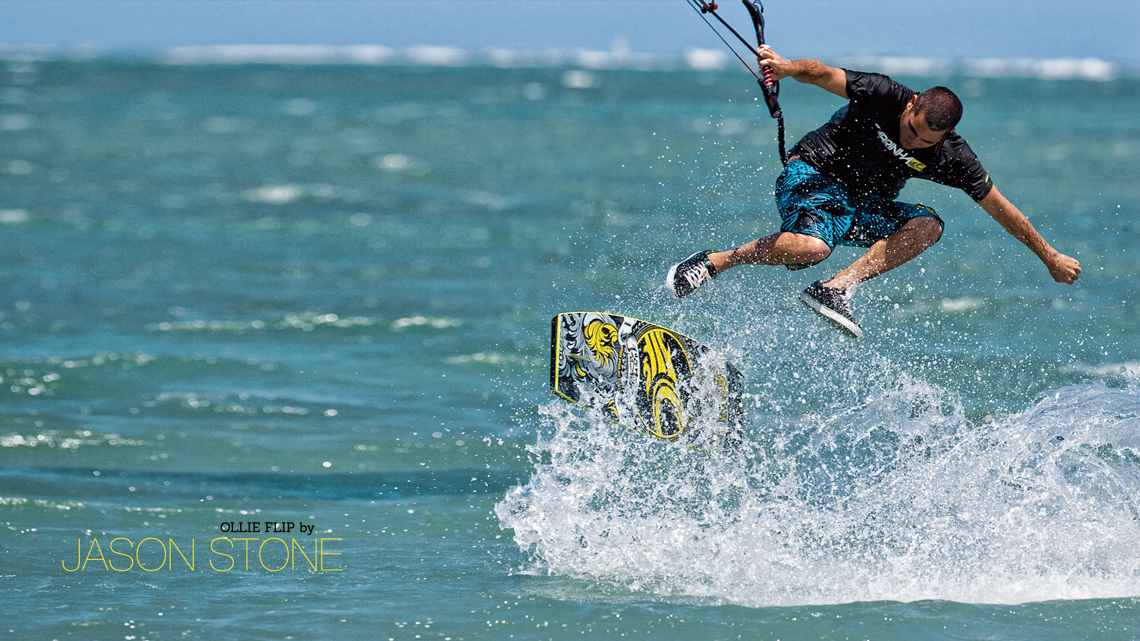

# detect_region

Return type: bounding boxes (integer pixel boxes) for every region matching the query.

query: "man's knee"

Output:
[778,231,832,264]
[906,214,944,245]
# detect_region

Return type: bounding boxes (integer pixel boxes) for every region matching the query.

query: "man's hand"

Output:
[1046,251,1081,284]
[757,45,848,98]
[756,44,794,81]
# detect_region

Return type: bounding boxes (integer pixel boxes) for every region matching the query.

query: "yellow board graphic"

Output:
[550,312,743,452]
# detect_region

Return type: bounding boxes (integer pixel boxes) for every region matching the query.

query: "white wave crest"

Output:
[164,44,395,65]
[964,57,1118,81]
[498,366,1140,606]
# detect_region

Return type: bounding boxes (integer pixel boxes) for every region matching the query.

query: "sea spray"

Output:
[498,355,1140,606]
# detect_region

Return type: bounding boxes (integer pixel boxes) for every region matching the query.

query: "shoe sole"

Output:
[665,262,684,299]
[798,292,864,339]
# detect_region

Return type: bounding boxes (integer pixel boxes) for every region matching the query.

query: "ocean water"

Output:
[2,54,1140,640]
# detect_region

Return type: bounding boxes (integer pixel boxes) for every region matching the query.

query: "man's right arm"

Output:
[757,45,847,99]
[978,186,1081,284]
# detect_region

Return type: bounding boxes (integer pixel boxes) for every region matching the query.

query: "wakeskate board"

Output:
[550,312,744,452]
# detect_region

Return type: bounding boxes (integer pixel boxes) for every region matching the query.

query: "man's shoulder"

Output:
[922,131,993,200]
[934,131,980,164]
[846,70,915,103]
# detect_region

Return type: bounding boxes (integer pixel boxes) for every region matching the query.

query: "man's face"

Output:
[899,97,948,150]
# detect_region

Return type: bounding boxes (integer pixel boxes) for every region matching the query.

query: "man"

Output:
[665,45,1081,338]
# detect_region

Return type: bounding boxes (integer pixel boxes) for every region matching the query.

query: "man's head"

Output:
[899,86,963,150]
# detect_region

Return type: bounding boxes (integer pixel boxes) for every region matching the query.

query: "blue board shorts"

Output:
[776,160,943,249]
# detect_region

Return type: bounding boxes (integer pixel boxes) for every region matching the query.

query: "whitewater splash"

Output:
[496,352,1140,607]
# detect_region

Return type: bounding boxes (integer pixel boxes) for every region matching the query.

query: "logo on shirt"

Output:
[875,124,925,172]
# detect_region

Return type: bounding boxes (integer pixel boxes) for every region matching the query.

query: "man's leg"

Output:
[822,215,944,291]
[666,231,832,299]
[665,160,848,299]
[707,232,831,274]
[797,215,942,338]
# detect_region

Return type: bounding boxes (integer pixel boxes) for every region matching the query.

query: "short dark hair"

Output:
[913,86,962,132]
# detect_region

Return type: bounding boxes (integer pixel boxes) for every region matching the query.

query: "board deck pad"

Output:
[550,312,744,451]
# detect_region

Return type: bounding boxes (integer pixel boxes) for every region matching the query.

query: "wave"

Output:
[156,48,1126,81]
[496,354,1140,606]
[163,44,398,65]
[159,43,673,70]
[159,46,1126,81]
[1,44,1126,80]
[842,55,1120,82]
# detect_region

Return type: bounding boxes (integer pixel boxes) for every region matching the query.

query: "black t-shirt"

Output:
[790,70,994,202]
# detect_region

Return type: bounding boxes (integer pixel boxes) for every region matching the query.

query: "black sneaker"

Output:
[798,281,863,338]
[666,251,717,299]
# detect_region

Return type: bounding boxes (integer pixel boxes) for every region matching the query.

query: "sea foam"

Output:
[498,356,1140,606]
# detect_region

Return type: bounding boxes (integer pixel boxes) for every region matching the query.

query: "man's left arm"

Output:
[978,186,1081,284]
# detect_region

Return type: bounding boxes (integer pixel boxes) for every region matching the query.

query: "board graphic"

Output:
[550,312,744,451]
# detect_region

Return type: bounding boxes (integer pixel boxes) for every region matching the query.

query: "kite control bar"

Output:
[742,0,782,120]
[688,0,788,164]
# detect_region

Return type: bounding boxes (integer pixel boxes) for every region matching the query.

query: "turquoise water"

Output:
[2,57,1140,639]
